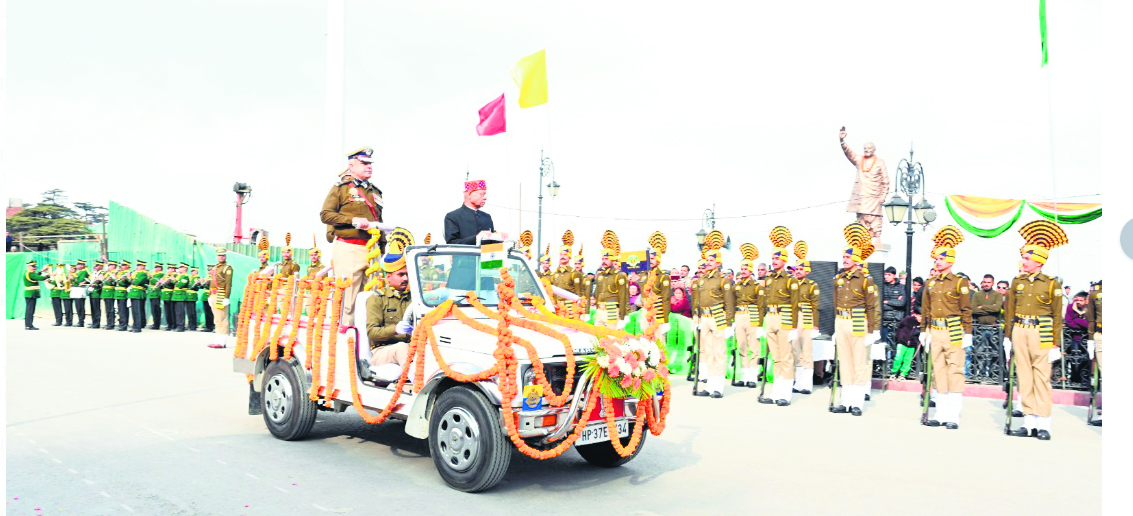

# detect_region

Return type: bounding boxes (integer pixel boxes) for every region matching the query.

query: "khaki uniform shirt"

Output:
[691,268,735,325]
[1004,272,1062,342]
[733,276,759,323]
[920,272,973,336]
[1086,284,1102,339]
[833,267,881,333]
[366,286,411,347]
[212,263,234,299]
[278,259,301,278]
[757,269,800,328]
[797,277,820,329]
[319,176,386,250]
[971,289,1004,325]
[307,260,324,278]
[593,266,629,320]
[551,265,585,298]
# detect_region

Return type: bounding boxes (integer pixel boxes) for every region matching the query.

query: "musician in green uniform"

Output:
[831,223,882,416]
[550,230,586,317]
[734,243,760,387]
[185,266,201,331]
[691,230,734,399]
[200,265,215,332]
[23,260,50,330]
[1005,220,1067,441]
[127,260,149,332]
[47,264,66,326]
[102,262,119,330]
[114,259,132,331]
[60,263,77,326]
[593,231,630,330]
[72,260,91,327]
[147,264,164,329]
[1085,280,1102,426]
[172,263,190,332]
[88,262,104,328]
[161,263,177,330]
[920,226,972,429]
[208,248,235,348]
[791,242,820,395]
[757,227,801,406]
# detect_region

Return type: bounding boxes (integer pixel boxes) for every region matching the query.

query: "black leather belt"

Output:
[1014,316,1040,326]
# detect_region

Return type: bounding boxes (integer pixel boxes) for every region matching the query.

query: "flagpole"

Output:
[1045,60,1059,279]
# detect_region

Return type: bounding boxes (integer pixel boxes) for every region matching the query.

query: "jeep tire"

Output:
[575,420,647,468]
[428,386,511,492]
[261,359,318,441]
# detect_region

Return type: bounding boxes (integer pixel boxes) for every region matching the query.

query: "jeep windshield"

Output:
[416,251,543,307]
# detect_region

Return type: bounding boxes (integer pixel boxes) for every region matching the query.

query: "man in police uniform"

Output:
[691,230,734,398]
[792,241,820,395]
[733,244,760,388]
[538,245,552,279]
[320,146,390,329]
[919,226,972,429]
[757,227,800,406]
[593,231,630,330]
[307,243,327,278]
[1086,280,1102,426]
[127,260,149,332]
[573,245,591,312]
[366,229,415,367]
[278,235,301,277]
[208,248,235,349]
[551,230,586,317]
[147,263,164,329]
[1005,220,1068,440]
[645,232,671,339]
[102,261,119,330]
[115,259,132,331]
[831,223,882,416]
[88,262,104,328]
[23,260,50,330]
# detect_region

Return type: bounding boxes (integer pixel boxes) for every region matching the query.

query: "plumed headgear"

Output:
[702,230,725,262]
[575,243,585,267]
[601,230,621,260]
[540,244,552,265]
[561,230,574,257]
[380,228,414,273]
[739,243,758,268]
[258,235,270,260]
[793,240,810,272]
[769,226,793,260]
[843,222,870,263]
[1018,220,1068,264]
[648,231,667,256]
[930,225,965,264]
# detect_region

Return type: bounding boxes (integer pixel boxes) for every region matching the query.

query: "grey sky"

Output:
[4,0,1101,290]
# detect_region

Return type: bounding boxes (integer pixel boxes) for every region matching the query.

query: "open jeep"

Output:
[232,241,672,492]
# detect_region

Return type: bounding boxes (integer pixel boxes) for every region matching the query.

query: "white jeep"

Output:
[233,243,651,492]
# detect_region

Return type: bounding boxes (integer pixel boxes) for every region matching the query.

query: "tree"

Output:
[72,202,108,224]
[6,201,91,249]
[41,189,67,205]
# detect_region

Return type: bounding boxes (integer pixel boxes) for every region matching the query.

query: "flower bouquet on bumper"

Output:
[582,335,670,401]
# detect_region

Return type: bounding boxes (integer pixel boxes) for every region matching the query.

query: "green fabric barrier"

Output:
[1027,203,1103,224]
[945,196,1026,238]
[6,251,60,320]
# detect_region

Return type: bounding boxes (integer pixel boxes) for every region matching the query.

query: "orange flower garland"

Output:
[322,278,348,406]
[269,276,296,362]
[307,280,331,401]
[283,279,308,361]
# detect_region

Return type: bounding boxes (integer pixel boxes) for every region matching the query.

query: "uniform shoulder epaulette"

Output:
[335,175,354,186]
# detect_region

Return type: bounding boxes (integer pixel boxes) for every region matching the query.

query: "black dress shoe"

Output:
[1089,419,1102,427]
[925,420,941,427]
[798,389,811,395]
[1012,410,1024,418]
[711,392,723,399]
[1036,430,1051,440]
[758,397,775,404]
[64,322,72,327]
[129,329,141,333]
[745,381,757,388]
[1009,428,1031,437]
[91,324,100,329]
[830,405,848,413]
[945,423,959,430]
[851,407,863,416]
[104,326,115,330]
[117,328,128,331]
[52,322,62,326]
[864,393,871,401]
[695,390,709,397]
[175,329,185,332]
[792,388,801,393]
[25,326,39,330]
[775,399,790,406]
[929,400,936,408]
[148,325,159,330]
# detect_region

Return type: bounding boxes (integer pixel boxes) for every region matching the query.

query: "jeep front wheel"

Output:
[428,386,511,492]
[261,359,318,441]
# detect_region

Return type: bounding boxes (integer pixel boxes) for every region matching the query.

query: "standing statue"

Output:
[839,126,889,245]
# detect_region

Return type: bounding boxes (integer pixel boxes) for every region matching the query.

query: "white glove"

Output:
[755,327,766,339]
[1048,347,1062,363]
[961,334,973,349]
[395,321,413,335]
[616,318,627,330]
[920,332,931,350]
[658,323,670,334]
[867,331,880,347]
[222,298,230,307]
[1003,337,1012,358]
[373,222,397,232]
[788,329,798,342]
[723,326,735,339]
[1087,340,1096,360]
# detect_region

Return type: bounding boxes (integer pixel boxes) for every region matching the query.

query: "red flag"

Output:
[476,94,506,136]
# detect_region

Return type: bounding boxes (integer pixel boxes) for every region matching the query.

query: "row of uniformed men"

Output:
[22,258,225,334]
[531,218,1087,439]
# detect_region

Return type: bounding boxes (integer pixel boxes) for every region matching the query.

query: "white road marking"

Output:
[187,447,200,452]
[140,425,177,441]
[274,486,288,493]
[312,504,353,513]
[245,472,259,479]
[52,458,62,463]
[67,469,78,474]
[83,479,95,485]
[100,491,112,498]
[121,504,135,512]
[215,459,228,465]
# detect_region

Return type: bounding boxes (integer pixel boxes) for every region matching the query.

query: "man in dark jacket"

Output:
[890,313,921,379]
[881,266,906,344]
[443,180,505,244]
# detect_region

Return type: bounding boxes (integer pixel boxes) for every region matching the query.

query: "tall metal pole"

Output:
[324,0,345,172]
[905,220,914,317]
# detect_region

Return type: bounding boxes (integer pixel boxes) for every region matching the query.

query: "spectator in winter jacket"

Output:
[911,276,925,315]
[881,266,907,345]
[669,287,692,319]
[972,274,1004,325]
[890,312,921,378]
[1064,291,1090,351]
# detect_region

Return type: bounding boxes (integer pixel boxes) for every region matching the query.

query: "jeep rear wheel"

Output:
[261,359,318,441]
[576,421,646,468]
[428,386,510,492]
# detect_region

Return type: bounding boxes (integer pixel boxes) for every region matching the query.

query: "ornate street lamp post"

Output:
[882,146,937,317]
[536,150,558,256]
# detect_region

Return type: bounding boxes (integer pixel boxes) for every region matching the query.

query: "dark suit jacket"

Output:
[444,205,496,245]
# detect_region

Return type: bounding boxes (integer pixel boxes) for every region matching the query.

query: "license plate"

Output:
[577,420,630,446]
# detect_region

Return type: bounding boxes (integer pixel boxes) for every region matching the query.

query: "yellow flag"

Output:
[510,49,548,108]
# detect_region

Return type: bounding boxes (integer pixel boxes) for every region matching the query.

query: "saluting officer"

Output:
[593,230,630,330]
[734,243,761,387]
[920,226,972,429]
[320,146,391,329]
[23,260,50,330]
[792,241,820,395]
[551,230,586,316]
[758,226,801,406]
[831,223,882,416]
[691,230,734,398]
[1005,220,1068,440]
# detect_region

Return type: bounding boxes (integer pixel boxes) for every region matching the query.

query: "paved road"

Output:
[6,319,1102,515]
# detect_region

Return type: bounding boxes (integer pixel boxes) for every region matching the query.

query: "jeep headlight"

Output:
[522,366,536,387]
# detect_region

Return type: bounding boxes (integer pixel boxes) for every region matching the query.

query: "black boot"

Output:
[830,405,848,413]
